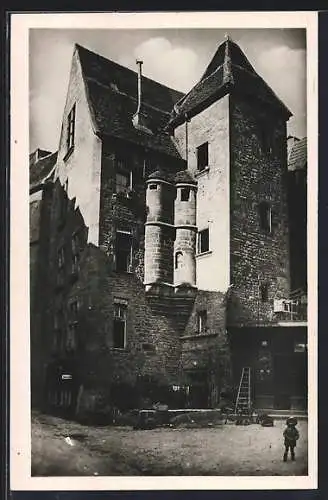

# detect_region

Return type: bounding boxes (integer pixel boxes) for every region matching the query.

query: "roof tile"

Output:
[76,44,184,158]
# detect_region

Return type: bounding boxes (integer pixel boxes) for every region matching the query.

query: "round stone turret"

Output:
[173,170,197,287]
[144,170,175,288]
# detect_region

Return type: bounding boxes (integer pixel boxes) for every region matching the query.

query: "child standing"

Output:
[283,416,300,461]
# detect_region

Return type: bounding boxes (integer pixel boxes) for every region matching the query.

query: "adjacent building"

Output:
[30,37,308,415]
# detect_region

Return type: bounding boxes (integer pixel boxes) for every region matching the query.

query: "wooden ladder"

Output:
[235,367,252,416]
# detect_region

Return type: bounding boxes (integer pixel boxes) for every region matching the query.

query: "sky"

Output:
[29,28,306,153]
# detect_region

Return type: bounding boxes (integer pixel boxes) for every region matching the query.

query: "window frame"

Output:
[258,201,272,233]
[197,228,210,254]
[196,142,209,171]
[113,301,127,349]
[175,251,183,270]
[71,231,81,274]
[180,187,190,202]
[115,155,133,194]
[115,229,133,273]
[66,104,76,155]
[197,310,208,334]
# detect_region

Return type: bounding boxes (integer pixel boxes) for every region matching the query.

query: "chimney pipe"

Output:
[136,59,143,116]
[132,59,152,134]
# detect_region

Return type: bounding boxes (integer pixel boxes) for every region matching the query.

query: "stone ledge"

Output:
[180,332,218,341]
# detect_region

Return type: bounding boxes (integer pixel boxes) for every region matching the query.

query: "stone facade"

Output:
[228,95,290,326]
[30,38,307,414]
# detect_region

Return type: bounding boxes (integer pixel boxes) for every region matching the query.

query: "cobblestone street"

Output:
[32,412,308,476]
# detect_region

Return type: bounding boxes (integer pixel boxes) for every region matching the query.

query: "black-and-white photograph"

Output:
[10,12,318,489]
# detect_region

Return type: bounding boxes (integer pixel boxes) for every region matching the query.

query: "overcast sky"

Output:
[29,28,306,153]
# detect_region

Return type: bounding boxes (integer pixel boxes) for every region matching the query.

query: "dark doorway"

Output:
[274,354,293,409]
[186,370,209,408]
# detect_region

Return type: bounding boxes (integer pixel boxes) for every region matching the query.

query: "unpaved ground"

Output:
[31,412,308,476]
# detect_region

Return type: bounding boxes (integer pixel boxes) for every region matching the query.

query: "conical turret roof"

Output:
[174,170,197,185]
[168,36,292,127]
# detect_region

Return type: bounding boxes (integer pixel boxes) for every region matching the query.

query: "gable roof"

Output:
[168,37,292,127]
[30,151,57,189]
[288,137,307,171]
[76,44,185,159]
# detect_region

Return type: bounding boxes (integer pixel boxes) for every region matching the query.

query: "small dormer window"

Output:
[197,142,209,171]
[66,104,76,154]
[149,184,157,191]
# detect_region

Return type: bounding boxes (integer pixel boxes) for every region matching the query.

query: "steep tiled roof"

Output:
[76,44,184,159]
[30,151,57,188]
[147,169,173,182]
[174,170,197,185]
[288,137,307,171]
[169,37,292,127]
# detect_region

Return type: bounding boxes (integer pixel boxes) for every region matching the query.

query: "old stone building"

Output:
[30,37,307,415]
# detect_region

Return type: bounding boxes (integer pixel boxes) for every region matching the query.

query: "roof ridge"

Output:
[174,62,226,115]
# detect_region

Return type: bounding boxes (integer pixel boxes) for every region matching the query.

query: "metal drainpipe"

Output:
[185,113,189,163]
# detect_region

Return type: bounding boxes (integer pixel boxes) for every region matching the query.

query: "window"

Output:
[115,230,132,272]
[181,187,190,201]
[67,300,79,350]
[54,306,64,351]
[67,322,78,350]
[142,343,156,353]
[175,251,183,269]
[260,282,269,302]
[66,104,76,153]
[197,310,207,334]
[258,202,272,233]
[57,246,65,269]
[116,171,131,194]
[115,156,132,194]
[71,232,80,274]
[113,301,127,348]
[197,142,209,171]
[260,122,274,156]
[149,183,158,191]
[197,228,209,254]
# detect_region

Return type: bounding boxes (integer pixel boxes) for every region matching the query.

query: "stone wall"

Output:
[180,290,231,407]
[228,95,290,326]
[30,183,54,406]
